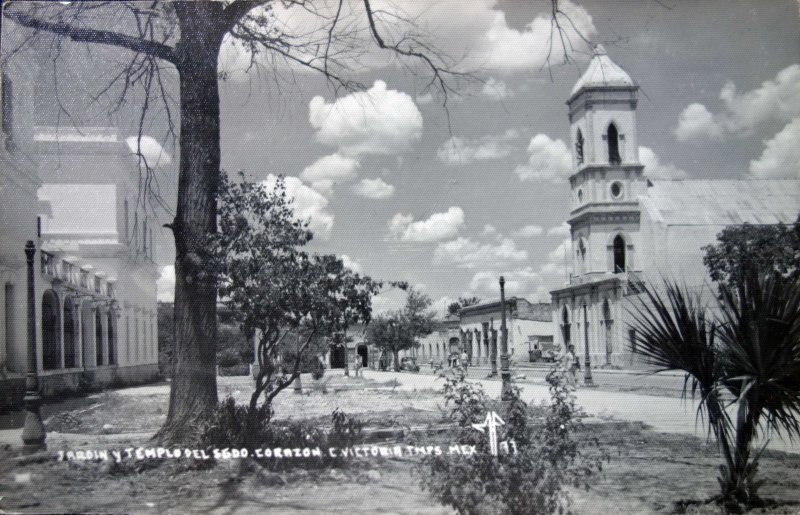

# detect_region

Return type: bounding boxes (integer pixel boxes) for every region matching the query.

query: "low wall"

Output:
[0,364,160,410]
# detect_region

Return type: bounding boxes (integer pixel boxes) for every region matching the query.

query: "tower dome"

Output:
[570,45,635,98]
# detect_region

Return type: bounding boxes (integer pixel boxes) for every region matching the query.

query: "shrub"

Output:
[419,366,606,515]
[218,364,250,376]
[200,398,363,470]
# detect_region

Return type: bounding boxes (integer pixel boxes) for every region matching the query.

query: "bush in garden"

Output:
[419,366,606,515]
[200,398,363,470]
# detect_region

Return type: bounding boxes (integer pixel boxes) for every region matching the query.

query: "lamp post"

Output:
[21,241,46,452]
[499,276,512,400]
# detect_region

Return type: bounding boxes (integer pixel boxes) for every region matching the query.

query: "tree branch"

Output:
[221,0,275,35]
[265,329,316,404]
[3,9,176,63]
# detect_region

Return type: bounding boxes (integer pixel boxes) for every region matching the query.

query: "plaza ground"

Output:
[1,371,799,514]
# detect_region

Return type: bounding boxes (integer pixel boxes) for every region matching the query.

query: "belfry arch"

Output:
[607,123,621,165]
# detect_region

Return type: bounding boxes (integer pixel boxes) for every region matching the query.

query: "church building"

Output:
[549,46,800,368]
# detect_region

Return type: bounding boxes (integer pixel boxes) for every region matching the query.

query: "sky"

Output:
[32,0,797,315]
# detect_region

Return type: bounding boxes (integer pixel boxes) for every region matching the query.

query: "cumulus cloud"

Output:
[478,2,595,73]
[300,153,360,184]
[481,77,513,100]
[749,117,800,178]
[675,64,800,142]
[674,103,723,142]
[437,129,519,166]
[639,146,689,179]
[156,265,175,302]
[309,80,423,156]
[469,267,540,296]
[515,134,572,182]
[352,178,395,199]
[262,175,334,239]
[546,222,571,236]
[125,136,172,166]
[388,207,465,242]
[433,236,528,269]
[513,225,544,238]
[340,254,363,274]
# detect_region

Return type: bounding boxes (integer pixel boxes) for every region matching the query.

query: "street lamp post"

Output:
[499,277,512,401]
[21,241,46,453]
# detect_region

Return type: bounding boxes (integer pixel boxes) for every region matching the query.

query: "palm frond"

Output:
[626,281,730,440]
[717,273,800,442]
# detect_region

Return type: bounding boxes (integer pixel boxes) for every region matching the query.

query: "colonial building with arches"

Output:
[550,46,800,368]
[0,43,161,404]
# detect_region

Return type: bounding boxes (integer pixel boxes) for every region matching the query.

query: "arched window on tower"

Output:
[607,124,621,165]
[613,235,626,273]
[575,129,584,165]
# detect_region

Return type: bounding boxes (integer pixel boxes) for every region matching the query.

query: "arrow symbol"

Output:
[472,411,505,456]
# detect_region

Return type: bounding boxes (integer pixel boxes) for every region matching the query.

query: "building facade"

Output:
[0,41,162,405]
[458,299,552,365]
[550,46,800,368]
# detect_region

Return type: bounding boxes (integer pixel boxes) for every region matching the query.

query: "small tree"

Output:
[366,288,434,371]
[629,274,800,512]
[703,217,800,302]
[215,174,381,441]
[420,365,605,514]
[447,296,481,316]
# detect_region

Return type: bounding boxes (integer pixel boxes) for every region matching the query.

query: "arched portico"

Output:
[42,289,61,370]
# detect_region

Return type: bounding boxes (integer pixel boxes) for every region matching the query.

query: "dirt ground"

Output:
[2,376,800,514]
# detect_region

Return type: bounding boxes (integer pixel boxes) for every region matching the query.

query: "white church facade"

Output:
[549,46,800,368]
[0,40,161,406]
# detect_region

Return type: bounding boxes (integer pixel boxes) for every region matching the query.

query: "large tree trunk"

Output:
[156,4,226,444]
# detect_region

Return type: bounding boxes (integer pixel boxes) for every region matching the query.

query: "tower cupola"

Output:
[564,45,645,278]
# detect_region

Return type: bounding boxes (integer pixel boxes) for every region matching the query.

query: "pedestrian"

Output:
[563,344,578,387]
[532,344,542,362]
[353,355,362,378]
[460,350,468,372]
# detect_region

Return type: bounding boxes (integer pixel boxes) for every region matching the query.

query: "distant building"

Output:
[415,314,461,364]
[550,46,800,368]
[458,298,552,365]
[0,40,162,404]
[411,300,553,366]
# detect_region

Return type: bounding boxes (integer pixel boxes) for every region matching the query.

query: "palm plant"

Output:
[628,274,800,511]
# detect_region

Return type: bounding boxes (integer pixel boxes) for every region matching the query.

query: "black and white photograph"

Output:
[1,1,799,513]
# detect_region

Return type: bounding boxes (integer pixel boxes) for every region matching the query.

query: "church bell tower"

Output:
[566,45,645,277]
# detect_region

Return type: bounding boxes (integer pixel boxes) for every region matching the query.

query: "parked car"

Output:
[539,342,559,363]
[400,357,420,372]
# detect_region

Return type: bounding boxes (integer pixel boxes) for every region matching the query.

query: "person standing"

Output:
[460,350,468,372]
[353,355,362,378]
[563,344,578,387]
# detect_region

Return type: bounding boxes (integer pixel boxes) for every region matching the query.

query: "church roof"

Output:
[570,45,635,97]
[640,179,800,226]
